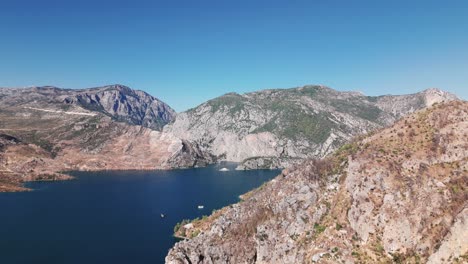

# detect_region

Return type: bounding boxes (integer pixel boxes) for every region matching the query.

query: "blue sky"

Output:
[1,0,467,111]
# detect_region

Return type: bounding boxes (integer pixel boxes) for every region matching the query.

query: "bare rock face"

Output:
[64,84,176,130]
[0,85,210,191]
[0,84,460,192]
[165,86,457,169]
[235,156,285,170]
[166,101,468,264]
[0,84,176,131]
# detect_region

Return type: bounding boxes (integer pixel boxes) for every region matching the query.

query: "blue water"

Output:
[0,163,280,264]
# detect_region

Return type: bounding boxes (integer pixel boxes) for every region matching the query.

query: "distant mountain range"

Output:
[166,85,457,169]
[0,84,458,191]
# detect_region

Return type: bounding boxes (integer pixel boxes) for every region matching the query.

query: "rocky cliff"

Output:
[166,101,468,263]
[0,85,211,191]
[165,86,457,169]
[0,84,459,192]
[0,84,176,130]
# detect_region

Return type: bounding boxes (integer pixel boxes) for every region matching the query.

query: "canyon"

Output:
[0,84,457,192]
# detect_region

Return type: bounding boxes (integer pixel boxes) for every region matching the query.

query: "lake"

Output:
[0,163,280,264]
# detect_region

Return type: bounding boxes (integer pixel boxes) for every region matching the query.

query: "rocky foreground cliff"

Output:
[167,101,467,264]
[0,85,212,191]
[165,85,457,169]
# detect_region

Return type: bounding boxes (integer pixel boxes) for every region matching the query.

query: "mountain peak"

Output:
[107,84,132,92]
[420,88,459,106]
[0,84,176,131]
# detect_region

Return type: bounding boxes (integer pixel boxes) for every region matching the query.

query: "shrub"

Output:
[190,229,200,238]
[314,223,326,234]
[375,243,384,254]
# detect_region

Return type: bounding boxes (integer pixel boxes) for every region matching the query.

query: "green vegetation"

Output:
[207,93,246,113]
[240,156,276,169]
[295,85,320,97]
[173,219,190,234]
[173,215,210,239]
[313,223,326,234]
[20,130,56,155]
[390,252,405,263]
[204,87,390,146]
[190,229,200,238]
[281,110,333,143]
[330,99,383,122]
[374,243,384,254]
[334,141,360,164]
[61,116,103,140]
[253,119,278,133]
[365,95,379,102]
[253,103,334,144]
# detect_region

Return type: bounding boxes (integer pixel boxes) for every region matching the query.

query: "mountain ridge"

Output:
[0,84,459,191]
[0,84,176,130]
[166,100,468,263]
[0,84,211,191]
[165,85,458,169]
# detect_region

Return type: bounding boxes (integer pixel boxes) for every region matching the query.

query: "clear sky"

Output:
[1,0,467,111]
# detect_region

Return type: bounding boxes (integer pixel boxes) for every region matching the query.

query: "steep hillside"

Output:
[0,85,211,192]
[0,134,72,192]
[166,101,468,264]
[165,85,457,169]
[0,84,176,130]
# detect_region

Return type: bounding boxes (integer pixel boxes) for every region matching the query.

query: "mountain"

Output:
[0,84,176,130]
[0,84,459,192]
[165,85,458,169]
[0,85,211,192]
[166,100,468,263]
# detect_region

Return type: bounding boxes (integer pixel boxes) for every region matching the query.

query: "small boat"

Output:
[160,213,165,218]
[219,167,229,171]
[197,205,204,209]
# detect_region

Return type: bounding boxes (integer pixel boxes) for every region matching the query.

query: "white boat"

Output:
[197,205,204,209]
[160,213,165,218]
[219,167,229,171]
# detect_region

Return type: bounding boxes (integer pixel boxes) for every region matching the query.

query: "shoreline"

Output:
[0,161,280,193]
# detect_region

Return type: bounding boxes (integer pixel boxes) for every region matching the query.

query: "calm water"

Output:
[0,163,280,264]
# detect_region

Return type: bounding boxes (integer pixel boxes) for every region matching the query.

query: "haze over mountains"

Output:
[0,84,458,191]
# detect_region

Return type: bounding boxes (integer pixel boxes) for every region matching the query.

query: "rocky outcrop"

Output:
[166,101,468,263]
[235,156,288,170]
[64,84,176,130]
[165,86,458,169]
